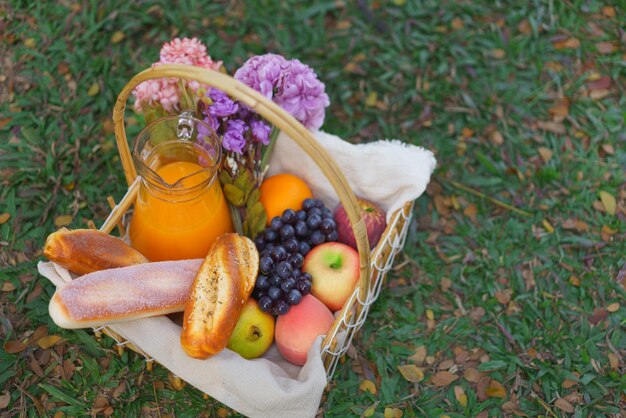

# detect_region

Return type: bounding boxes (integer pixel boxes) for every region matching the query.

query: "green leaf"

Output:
[219,170,233,186]
[478,360,508,371]
[223,184,246,206]
[39,384,86,407]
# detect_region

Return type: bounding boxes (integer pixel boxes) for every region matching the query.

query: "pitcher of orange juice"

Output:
[129,112,233,261]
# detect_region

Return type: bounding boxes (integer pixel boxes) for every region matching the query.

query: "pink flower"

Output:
[133,37,222,112]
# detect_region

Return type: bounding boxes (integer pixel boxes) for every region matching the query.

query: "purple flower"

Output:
[250,119,271,145]
[222,119,247,154]
[207,88,238,117]
[235,54,329,130]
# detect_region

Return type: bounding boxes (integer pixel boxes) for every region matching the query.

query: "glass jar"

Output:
[128,113,233,261]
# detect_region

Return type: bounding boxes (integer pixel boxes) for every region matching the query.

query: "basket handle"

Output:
[111,64,371,336]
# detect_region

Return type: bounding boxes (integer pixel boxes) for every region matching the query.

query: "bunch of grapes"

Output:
[252,198,338,315]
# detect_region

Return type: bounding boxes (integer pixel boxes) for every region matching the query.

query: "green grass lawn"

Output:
[1,1,625,417]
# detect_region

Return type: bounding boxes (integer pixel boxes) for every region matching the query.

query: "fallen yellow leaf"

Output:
[87,83,100,97]
[485,380,506,398]
[54,215,73,227]
[454,385,467,407]
[0,213,10,224]
[384,407,403,418]
[111,31,125,44]
[602,6,616,17]
[37,335,63,349]
[542,219,555,234]
[598,191,616,215]
[538,146,553,162]
[23,37,36,48]
[451,17,464,30]
[397,364,424,382]
[359,379,377,394]
[365,92,378,107]
[363,404,377,417]
[607,303,619,313]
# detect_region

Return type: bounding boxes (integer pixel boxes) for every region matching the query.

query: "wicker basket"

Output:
[94,64,414,380]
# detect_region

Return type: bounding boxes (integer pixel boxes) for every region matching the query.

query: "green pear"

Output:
[227,298,275,359]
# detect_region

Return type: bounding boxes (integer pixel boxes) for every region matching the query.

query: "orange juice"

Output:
[129,161,233,261]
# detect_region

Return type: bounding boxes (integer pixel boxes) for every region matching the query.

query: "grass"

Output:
[1,0,625,417]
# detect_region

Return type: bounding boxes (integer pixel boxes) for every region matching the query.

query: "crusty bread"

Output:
[49,259,203,329]
[180,233,259,359]
[44,228,149,275]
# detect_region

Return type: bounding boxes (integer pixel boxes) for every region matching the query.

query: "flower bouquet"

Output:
[132,37,330,238]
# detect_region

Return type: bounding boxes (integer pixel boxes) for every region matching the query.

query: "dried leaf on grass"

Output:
[555,397,575,413]
[553,37,580,49]
[430,371,458,387]
[598,191,616,215]
[54,215,73,227]
[359,379,377,394]
[4,340,27,354]
[486,380,506,398]
[454,385,467,407]
[1,282,16,292]
[408,345,427,365]
[398,364,424,382]
[0,213,10,224]
[0,393,10,408]
[384,407,403,418]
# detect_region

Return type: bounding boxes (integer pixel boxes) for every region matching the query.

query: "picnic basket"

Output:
[95,64,414,381]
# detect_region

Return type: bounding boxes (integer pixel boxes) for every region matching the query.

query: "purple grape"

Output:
[268,286,283,301]
[258,296,273,312]
[307,214,322,229]
[296,210,307,221]
[281,209,296,224]
[298,241,311,256]
[321,207,333,219]
[276,261,293,278]
[314,199,324,208]
[289,253,304,268]
[319,218,336,234]
[252,288,264,300]
[292,268,302,279]
[259,256,274,274]
[294,220,308,237]
[307,208,322,220]
[254,234,265,249]
[270,217,283,231]
[280,278,296,292]
[256,275,270,290]
[326,230,339,242]
[302,198,317,211]
[285,237,299,253]
[265,243,275,251]
[300,272,312,282]
[270,245,288,262]
[270,274,282,287]
[297,279,312,295]
[265,229,278,242]
[286,289,302,305]
[310,230,326,246]
[279,224,295,240]
[275,300,290,315]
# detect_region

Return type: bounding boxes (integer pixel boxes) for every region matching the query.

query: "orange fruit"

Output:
[260,173,313,223]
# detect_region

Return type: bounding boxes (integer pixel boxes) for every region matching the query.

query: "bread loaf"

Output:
[49,259,202,329]
[44,228,149,275]
[180,233,259,359]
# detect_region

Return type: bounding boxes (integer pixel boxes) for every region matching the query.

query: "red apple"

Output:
[303,242,360,312]
[334,197,387,251]
[275,295,334,366]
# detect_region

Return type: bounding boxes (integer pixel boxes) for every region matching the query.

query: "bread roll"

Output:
[180,233,259,359]
[49,259,202,329]
[44,228,149,275]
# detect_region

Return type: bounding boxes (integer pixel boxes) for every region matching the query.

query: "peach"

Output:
[303,242,360,312]
[275,295,335,366]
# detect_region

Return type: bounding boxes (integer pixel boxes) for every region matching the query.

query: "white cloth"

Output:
[37,130,435,418]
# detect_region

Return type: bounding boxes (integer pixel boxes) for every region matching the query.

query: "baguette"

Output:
[49,259,202,329]
[180,233,259,359]
[44,228,149,275]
